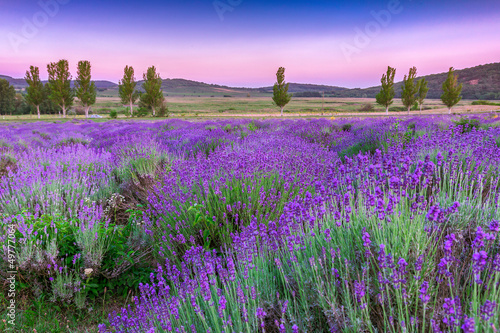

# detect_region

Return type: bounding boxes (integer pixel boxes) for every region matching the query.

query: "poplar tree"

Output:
[47,59,73,118]
[118,65,139,116]
[75,60,96,118]
[415,78,429,114]
[0,79,16,116]
[272,67,292,116]
[24,66,45,119]
[140,66,163,116]
[441,67,462,114]
[401,66,418,115]
[375,66,396,115]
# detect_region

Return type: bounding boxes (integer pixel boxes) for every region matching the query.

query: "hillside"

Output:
[346,62,500,100]
[2,62,499,99]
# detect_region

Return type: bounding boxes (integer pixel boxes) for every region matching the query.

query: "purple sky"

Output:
[1,0,499,88]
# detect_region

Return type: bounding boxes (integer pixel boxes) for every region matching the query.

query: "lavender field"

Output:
[1,115,500,332]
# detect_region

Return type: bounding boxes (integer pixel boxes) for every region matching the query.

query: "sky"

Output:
[0,0,499,88]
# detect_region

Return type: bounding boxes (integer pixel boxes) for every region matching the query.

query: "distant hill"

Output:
[2,62,499,99]
[344,62,500,100]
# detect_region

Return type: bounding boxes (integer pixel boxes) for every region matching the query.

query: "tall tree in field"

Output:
[415,78,429,114]
[140,66,163,116]
[401,66,418,115]
[75,60,96,118]
[272,67,292,116]
[441,67,462,114]
[25,66,45,119]
[375,66,396,115]
[0,79,16,116]
[47,59,74,118]
[118,65,139,116]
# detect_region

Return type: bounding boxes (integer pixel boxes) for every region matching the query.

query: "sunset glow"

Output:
[1,0,499,87]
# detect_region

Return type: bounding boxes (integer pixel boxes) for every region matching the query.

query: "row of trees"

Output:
[376,66,463,114]
[3,60,166,119]
[271,66,463,116]
[22,60,97,119]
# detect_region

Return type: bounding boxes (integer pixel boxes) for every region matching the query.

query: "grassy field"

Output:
[2,97,499,122]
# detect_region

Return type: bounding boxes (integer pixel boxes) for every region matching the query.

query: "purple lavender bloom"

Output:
[480,300,497,321]
[489,220,499,233]
[419,281,430,305]
[472,251,488,283]
[461,316,475,333]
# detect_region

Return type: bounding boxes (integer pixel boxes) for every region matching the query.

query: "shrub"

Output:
[471,100,500,106]
[109,110,118,119]
[453,117,481,133]
[341,123,352,132]
[338,139,382,161]
[157,104,169,117]
[358,103,374,112]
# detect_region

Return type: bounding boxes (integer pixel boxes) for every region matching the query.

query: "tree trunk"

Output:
[62,105,66,118]
[448,107,452,114]
[152,106,156,117]
[280,106,284,117]
[408,106,411,115]
[420,104,422,114]
[385,106,389,115]
[36,105,40,119]
[85,105,89,118]
[129,100,133,116]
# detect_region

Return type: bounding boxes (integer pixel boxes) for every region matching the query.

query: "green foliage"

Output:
[75,60,97,118]
[24,66,45,118]
[338,139,383,162]
[157,173,315,256]
[134,106,150,117]
[118,65,139,116]
[156,103,169,117]
[0,78,16,115]
[247,122,258,132]
[416,78,429,111]
[47,59,74,117]
[272,67,292,116]
[40,84,62,115]
[471,100,500,106]
[189,138,227,158]
[453,117,481,133]
[376,66,396,114]
[342,123,353,132]
[441,67,463,113]
[140,66,164,116]
[109,110,118,119]
[401,66,418,114]
[4,212,153,307]
[411,101,419,110]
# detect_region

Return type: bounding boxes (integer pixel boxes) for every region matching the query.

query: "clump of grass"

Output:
[358,103,374,112]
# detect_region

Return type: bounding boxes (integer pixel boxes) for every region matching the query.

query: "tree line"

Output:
[375,66,462,114]
[0,63,464,118]
[0,60,166,118]
[270,66,462,115]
